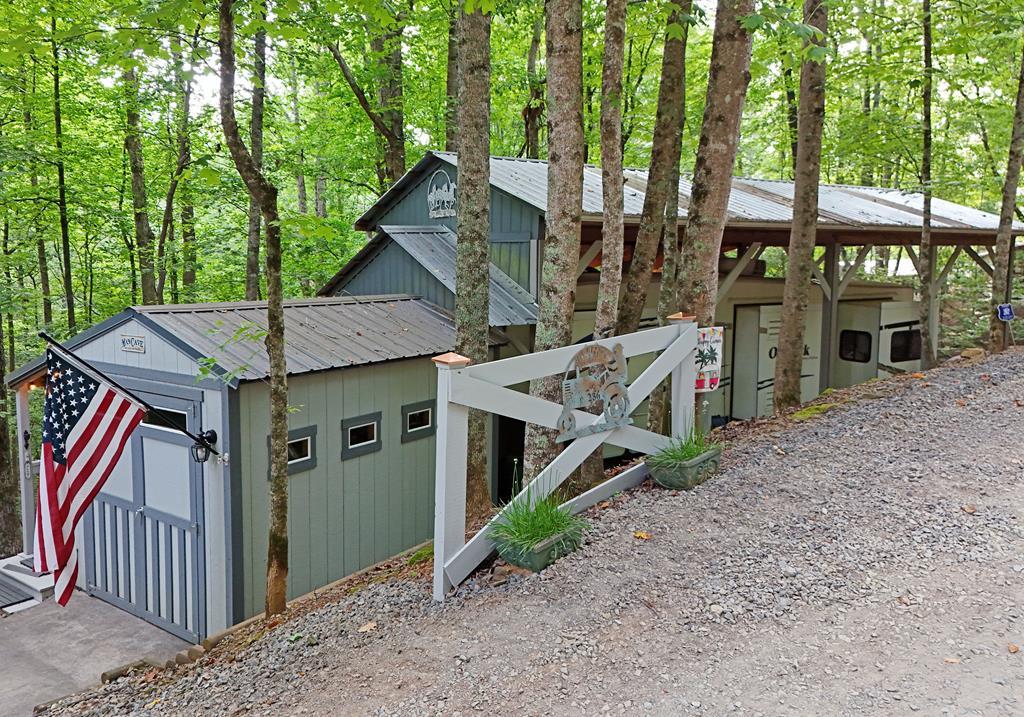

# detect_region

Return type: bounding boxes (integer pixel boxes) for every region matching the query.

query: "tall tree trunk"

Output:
[21,63,52,326]
[523,16,544,159]
[522,0,584,480]
[777,33,799,177]
[676,0,755,328]
[181,198,196,292]
[118,149,139,304]
[0,234,13,552]
[918,0,936,367]
[291,56,308,214]
[594,0,627,340]
[615,8,688,336]
[445,3,458,152]
[773,0,828,412]
[315,174,328,217]
[51,16,75,331]
[123,67,159,305]
[454,5,493,519]
[988,44,1024,353]
[219,0,290,617]
[245,27,267,301]
[646,8,691,435]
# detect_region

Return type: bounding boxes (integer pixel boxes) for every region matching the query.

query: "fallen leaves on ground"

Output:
[357,621,377,633]
[943,657,961,664]
[961,504,977,515]
[633,530,652,540]
[911,372,926,379]
[1009,644,1020,654]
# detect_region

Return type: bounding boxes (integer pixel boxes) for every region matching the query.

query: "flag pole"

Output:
[38,331,219,455]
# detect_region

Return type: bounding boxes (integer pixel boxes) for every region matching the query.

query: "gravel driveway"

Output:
[45,351,1024,717]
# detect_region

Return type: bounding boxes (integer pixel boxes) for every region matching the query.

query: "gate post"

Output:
[668,314,697,439]
[431,352,471,601]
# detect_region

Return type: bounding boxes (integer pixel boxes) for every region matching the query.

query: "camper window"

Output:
[341,412,382,459]
[839,330,872,363]
[890,329,922,362]
[401,400,436,443]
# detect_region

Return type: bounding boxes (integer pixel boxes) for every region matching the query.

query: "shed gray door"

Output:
[83,394,205,642]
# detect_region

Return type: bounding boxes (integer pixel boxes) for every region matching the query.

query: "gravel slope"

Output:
[46,351,1024,717]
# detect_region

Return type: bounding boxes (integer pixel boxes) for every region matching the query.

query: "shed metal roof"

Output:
[8,295,470,387]
[131,295,463,380]
[380,225,539,326]
[357,151,1020,235]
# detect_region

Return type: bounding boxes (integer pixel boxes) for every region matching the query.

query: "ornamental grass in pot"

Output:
[647,430,722,491]
[490,494,588,573]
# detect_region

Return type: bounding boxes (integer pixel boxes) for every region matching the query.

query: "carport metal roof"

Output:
[356,151,1021,243]
[8,295,473,387]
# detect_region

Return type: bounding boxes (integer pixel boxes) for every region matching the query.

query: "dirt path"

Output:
[47,352,1024,716]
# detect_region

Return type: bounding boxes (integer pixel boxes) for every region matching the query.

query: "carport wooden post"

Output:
[668,314,697,438]
[819,243,841,392]
[15,383,34,555]
[431,352,471,601]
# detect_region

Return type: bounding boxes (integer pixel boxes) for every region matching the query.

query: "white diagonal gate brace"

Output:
[431,315,699,600]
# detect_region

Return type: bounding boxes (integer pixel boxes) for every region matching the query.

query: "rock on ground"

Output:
[44,351,1024,717]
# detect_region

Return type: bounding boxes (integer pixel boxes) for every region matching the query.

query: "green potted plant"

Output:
[647,430,722,490]
[490,494,588,573]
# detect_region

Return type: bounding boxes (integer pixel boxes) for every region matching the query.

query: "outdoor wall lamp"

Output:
[190,429,219,464]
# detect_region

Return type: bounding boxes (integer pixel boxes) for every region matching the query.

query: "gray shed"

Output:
[7,295,469,640]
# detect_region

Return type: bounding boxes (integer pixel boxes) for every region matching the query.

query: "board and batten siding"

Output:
[236,358,438,618]
[72,316,231,634]
[342,240,455,311]
[375,157,540,295]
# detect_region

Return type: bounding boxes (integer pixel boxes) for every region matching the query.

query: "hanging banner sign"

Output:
[997,303,1015,322]
[695,326,724,393]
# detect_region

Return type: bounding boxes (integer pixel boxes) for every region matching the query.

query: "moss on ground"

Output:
[791,403,839,422]
[406,544,433,566]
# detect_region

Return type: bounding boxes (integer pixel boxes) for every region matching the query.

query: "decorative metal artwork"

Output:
[556,343,631,442]
[426,169,458,218]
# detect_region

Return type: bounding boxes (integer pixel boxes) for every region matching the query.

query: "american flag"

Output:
[33,349,146,605]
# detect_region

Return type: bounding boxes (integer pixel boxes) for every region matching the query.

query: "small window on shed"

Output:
[268,425,317,477]
[341,412,382,459]
[890,329,921,363]
[839,330,872,363]
[143,407,189,433]
[401,400,436,443]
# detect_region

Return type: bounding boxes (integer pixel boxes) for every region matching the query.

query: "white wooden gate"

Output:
[432,314,699,600]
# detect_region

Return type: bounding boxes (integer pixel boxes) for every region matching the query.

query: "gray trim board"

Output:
[267,425,319,476]
[129,311,238,387]
[341,411,383,459]
[226,386,245,625]
[90,361,226,390]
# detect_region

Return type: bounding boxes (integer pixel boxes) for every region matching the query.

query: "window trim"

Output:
[839,329,872,364]
[286,436,312,465]
[341,411,382,459]
[401,400,436,443]
[267,425,317,477]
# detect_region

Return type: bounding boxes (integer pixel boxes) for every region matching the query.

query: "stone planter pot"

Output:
[649,446,722,491]
[494,531,583,573]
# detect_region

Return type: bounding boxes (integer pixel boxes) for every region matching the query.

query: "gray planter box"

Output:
[649,446,722,491]
[495,531,583,573]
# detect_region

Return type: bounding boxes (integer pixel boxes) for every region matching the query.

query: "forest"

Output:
[0,0,1022,604]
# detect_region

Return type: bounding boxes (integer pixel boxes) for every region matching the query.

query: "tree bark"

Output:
[315,174,328,217]
[445,3,458,152]
[245,27,267,301]
[291,56,308,215]
[21,63,52,326]
[523,16,544,159]
[988,45,1024,353]
[615,8,688,336]
[594,0,627,341]
[676,0,755,328]
[123,67,159,306]
[918,0,936,367]
[219,0,290,617]
[454,6,493,519]
[51,16,75,331]
[522,0,584,480]
[773,0,828,412]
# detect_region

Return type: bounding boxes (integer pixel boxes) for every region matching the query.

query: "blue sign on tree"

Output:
[997,303,1015,322]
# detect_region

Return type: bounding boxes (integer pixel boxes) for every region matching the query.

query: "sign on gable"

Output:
[120,335,146,353]
[427,169,457,218]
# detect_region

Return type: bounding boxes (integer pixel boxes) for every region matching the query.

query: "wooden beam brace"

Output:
[716,242,763,304]
[837,244,874,298]
[577,241,603,278]
[905,244,921,274]
[963,245,994,277]
[936,246,963,287]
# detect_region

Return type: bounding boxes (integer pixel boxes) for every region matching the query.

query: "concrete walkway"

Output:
[0,593,187,716]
